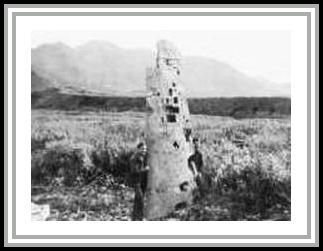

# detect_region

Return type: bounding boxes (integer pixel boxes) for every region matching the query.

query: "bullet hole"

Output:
[156,92,160,96]
[169,88,173,96]
[165,105,179,113]
[165,98,169,104]
[173,141,180,149]
[167,114,176,122]
[175,202,187,210]
[166,59,170,66]
[174,97,178,104]
[179,181,189,191]
[177,70,180,75]
[172,82,176,87]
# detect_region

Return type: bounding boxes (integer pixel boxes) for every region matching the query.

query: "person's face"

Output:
[139,145,147,155]
[193,141,199,151]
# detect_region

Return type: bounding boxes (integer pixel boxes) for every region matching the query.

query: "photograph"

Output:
[5,3,319,247]
[30,30,291,222]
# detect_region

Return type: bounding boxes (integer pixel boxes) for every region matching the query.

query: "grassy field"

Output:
[31,109,291,221]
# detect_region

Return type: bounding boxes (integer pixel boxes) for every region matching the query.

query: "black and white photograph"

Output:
[31,30,291,221]
[5,4,319,247]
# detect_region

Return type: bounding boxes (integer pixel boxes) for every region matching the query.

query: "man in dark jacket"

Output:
[188,138,204,176]
[188,137,206,197]
[130,142,150,221]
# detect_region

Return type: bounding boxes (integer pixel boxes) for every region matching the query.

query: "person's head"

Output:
[192,137,200,151]
[137,142,147,155]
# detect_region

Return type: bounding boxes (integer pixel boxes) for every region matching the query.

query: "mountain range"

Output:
[31,41,290,97]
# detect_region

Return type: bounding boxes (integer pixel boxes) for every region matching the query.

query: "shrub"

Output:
[91,141,135,185]
[32,141,94,186]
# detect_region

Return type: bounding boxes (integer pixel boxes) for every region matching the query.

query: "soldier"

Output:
[130,142,150,221]
[188,138,203,176]
[188,137,206,197]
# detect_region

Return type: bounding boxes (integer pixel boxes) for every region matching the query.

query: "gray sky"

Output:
[32,30,290,84]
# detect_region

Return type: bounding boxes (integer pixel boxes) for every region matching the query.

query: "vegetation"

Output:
[32,90,290,119]
[31,110,291,221]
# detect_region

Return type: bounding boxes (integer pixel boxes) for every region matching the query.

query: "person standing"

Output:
[188,137,206,197]
[188,138,204,176]
[130,142,150,221]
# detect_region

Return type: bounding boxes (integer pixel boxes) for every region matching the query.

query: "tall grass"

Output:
[31,109,291,220]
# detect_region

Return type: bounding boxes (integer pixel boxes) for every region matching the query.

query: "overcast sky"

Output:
[32,30,290,84]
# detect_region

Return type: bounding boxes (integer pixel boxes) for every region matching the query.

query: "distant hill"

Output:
[31,41,290,98]
[31,70,55,92]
